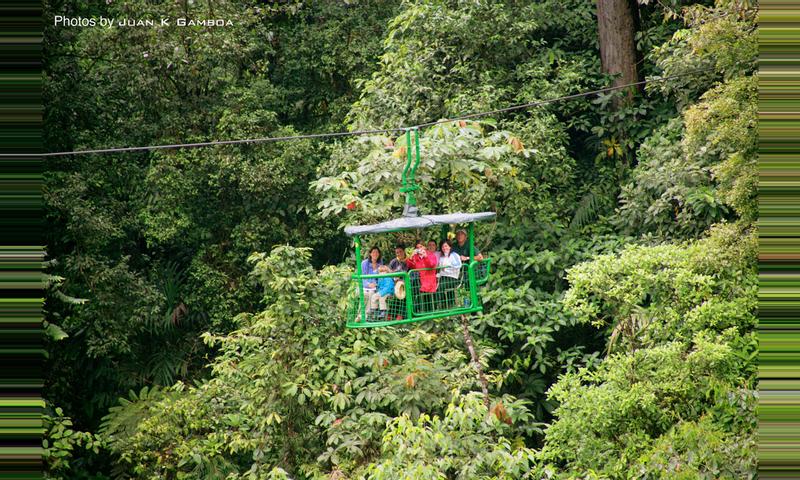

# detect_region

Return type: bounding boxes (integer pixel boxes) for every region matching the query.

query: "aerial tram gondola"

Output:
[344,128,495,328]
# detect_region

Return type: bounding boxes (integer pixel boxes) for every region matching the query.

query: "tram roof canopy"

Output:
[344,212,496,236]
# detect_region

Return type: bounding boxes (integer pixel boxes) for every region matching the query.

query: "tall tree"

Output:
[596,0,640,103]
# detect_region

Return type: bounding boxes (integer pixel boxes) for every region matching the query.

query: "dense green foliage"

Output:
[44,0,757,478]
[45,0,398,427]
[545,224,757,477]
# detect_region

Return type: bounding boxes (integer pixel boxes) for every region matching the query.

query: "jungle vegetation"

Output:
[43,0,757,478]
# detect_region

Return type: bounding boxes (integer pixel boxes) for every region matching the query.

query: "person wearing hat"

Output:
[453,229,484,262]
[453,229,486,292]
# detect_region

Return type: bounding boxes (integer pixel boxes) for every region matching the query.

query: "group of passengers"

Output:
[360,229,484,320]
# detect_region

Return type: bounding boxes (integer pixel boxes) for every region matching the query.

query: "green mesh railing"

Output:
[346,258,491,328]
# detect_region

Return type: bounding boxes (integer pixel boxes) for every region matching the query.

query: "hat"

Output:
[394,280,406,300]
[456,229,467,236]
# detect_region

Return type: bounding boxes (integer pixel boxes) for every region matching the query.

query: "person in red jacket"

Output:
[406,240,439,313]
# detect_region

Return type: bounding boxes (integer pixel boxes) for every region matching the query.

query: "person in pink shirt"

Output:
[427,239,442,260]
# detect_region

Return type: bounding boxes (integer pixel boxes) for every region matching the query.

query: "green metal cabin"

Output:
[343,129,495,328]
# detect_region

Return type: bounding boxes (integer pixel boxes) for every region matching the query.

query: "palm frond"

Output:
[570,189,603,230]
[99,385,164,442]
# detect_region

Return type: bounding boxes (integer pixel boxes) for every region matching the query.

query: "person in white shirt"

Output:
[436,240,462,308]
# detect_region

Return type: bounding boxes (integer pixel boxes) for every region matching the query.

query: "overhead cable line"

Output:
[2,69,710,158]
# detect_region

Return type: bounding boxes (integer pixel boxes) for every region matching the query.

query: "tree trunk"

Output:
[460,315,490,409]
[597,0,640,104]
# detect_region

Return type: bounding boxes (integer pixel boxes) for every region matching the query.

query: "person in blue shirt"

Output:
[369,265,395,318]
[361,246,382,294]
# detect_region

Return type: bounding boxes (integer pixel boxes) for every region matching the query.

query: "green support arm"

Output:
[399,129,421,214]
